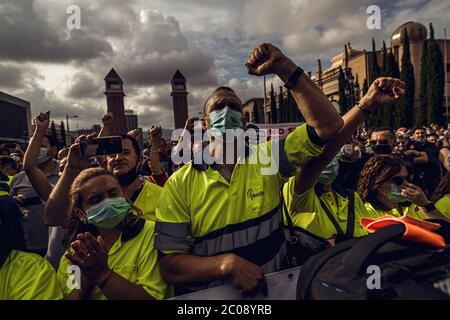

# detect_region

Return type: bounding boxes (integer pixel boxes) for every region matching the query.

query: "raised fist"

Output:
[149,125,163,140]
[34,111,50,130]
[245,43,296,80]
[360,77,405,112]
[101,113,113,127]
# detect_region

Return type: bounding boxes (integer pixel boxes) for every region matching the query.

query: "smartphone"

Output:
[79,136,123,157]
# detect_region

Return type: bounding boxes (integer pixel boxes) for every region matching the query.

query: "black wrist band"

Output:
[284,66,304,90]
[424,202,436,213]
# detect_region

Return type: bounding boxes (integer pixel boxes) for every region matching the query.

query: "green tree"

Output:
[252,103,260,124]
[338,67,348,115]
[417,38,429,126]
[381,40,388,76]
[270,83,277,123]
[50,121,58,147]
[60,121,67,147]
[287,89,301,122]
[427,23,445,125]
[396,29,415,128]
[370,38,381,85]
[278,86,284,123]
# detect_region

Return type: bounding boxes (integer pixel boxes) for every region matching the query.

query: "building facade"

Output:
[243,98,264,124]
[0,91,32,143]
[125,109,138,131]
[311,21,450,122]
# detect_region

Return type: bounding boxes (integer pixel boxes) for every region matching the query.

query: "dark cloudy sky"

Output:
[0,0,448,129]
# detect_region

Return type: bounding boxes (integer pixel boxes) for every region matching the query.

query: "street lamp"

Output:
[66,114,79,132]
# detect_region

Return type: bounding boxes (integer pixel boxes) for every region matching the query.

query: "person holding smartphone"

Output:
[45,131,163,225]
[13,112,60,263]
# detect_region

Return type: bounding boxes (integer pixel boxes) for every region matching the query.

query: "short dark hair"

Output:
[203,86,240,113]
[0,157,17,169]
[370,127,395,139]
[412,127,425,134]
[121,134,141,159]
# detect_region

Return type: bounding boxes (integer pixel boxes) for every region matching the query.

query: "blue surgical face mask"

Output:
[208,106,243,139]
[86,197,130,229]
[37,147,49,165]
[318,156,340,185]
[386,184,407,204]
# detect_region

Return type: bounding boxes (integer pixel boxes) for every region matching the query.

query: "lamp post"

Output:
[65,114,79,132]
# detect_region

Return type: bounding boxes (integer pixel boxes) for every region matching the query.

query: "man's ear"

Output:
[74,208,87,224]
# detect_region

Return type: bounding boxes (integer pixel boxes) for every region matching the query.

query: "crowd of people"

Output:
[1,43,449,300]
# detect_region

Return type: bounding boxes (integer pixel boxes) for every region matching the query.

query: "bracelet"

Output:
[284,66,304,90]
[97,270,114,289]
[356,102,370,117]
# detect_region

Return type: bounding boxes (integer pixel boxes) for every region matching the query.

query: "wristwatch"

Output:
[284,66,304,90]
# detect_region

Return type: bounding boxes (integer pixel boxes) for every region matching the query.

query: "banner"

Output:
[172,266,301,300]
[249,122,303,138]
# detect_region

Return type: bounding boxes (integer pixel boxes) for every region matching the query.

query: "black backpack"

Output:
[297,224,450,300]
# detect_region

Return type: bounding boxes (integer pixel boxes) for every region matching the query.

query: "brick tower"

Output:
[171,70,189,129]
[104,68,127,135]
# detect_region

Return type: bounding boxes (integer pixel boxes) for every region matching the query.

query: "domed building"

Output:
[391,21,428,48]
[307,21,450,126]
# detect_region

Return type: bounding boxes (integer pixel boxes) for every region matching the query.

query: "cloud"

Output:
[0,0,113,62]
[66,73,103,100]
[1,0,448,130]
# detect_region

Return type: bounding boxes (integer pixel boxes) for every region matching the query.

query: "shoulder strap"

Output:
[129,182,145,203]
[281,198,297,242]
[318,197,344,236]
[340,224,406,273]
[345,191,355,238]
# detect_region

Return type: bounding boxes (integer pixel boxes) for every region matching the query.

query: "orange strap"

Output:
[361,215,445,249]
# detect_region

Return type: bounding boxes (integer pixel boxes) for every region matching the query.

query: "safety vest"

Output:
[0,250,63,300]
[282,178,371,265]
[0,175,13,196]
[435,196,450,219]
[155,124,325,292]
[364,202,427,219]
[57,219,171,300]
[130,179,162,221]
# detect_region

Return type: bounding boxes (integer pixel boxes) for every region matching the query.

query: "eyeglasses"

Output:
[369,139,389,146]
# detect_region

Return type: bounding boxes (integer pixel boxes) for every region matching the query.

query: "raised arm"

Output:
[23,112,53,201]
[44,140,91,226]
[294,77,405,195]
[246,43,342,140]
[149,126,164,175]
[98,113,113,137]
